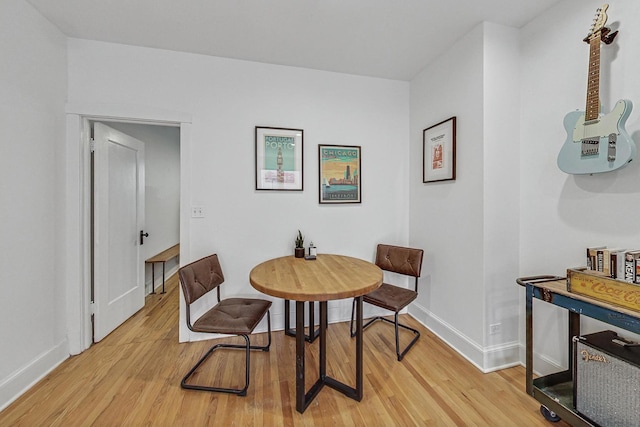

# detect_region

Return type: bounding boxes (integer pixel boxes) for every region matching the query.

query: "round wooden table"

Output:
[249,254,383,413]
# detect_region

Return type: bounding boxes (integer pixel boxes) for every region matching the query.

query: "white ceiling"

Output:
[26,0,562,81]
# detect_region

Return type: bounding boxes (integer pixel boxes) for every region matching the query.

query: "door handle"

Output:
[140,230,149,245]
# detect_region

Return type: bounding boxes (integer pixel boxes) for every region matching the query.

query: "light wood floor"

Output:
[0,274,567,426]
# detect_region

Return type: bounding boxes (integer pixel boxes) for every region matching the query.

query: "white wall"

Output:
[0,0,67,411]
[409,0,640,374]
[520,0,640,374]
[6,0,639,412]
[67,39,411,341]
[105,122,181,293]
[482,23,521,368]
[409,23,521,372]
[409,24,485,367]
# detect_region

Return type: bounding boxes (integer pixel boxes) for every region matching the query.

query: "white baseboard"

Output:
[183,299,529,374]
[0,340,69,412]
[408,302,521,373]
[182,299,377,342]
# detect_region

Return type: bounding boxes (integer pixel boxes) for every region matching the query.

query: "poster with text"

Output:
[255,127,303,190]
[319,145,361,204]
[423,117,456,183]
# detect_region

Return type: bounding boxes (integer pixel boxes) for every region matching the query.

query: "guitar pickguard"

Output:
[557,99,636,174]
[572,100,629,141]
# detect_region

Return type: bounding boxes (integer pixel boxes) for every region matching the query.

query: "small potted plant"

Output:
[294,230,305,258]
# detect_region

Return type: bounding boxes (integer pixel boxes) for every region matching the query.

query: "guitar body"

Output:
[557,99,635,174]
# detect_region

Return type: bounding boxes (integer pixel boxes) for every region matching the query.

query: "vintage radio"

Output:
[574,330,640,427]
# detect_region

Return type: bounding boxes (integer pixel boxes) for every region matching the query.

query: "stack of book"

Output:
[586,246,640,283]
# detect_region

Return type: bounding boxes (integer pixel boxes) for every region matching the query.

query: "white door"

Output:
[93,122,145,342]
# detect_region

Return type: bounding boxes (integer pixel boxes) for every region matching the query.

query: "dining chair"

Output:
[350,244,424,361]
[179,253,271,396]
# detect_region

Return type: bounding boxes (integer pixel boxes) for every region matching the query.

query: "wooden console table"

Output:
[145,243,179,294]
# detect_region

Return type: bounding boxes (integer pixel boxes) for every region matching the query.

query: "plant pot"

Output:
[294,247,305,258]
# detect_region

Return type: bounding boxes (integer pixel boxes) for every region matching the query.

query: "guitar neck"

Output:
[585,35,601,122]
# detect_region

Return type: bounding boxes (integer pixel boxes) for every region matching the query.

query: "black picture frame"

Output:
[255,126,304,191]
[423,117,456,183]
[318,144,361,204]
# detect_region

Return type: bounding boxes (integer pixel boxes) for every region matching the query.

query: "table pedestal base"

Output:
[284,300,320,343]
[295,298,363,413]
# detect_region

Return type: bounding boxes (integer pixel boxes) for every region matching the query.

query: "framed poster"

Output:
[318,144,361,204]
[423,116,456,183]
[255,126,304,191]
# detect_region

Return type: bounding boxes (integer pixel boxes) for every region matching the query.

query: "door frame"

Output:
[64,103,192,354]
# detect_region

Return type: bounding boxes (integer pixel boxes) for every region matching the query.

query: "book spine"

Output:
[587,246,606,271]
[596,249,605,272]
[617,250,627,280]
[625,252,636,283]
[610,251,618,279]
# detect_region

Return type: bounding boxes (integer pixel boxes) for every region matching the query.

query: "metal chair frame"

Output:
[181,262,271,396]
[350,245,423,361]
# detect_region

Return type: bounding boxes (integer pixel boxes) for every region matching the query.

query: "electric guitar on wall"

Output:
[557,4,635,175]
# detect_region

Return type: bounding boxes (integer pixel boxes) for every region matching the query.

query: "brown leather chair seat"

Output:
[363,284,417,313]
[191,298,272,335]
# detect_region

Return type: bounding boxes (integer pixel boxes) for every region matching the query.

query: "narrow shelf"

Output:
[532,372,594,426]
[533,373,573,408]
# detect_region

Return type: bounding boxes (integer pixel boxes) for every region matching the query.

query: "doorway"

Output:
[91,121,180,342]
[64,104,192,354]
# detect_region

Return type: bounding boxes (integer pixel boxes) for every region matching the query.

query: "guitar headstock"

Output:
[584,4,609,42]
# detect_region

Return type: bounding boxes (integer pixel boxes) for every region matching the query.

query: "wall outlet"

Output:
[489,323,501,335]
[191,206,205,218]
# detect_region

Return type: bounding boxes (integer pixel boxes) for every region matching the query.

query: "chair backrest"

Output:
[178,254,225,305]
[375,244,424,290]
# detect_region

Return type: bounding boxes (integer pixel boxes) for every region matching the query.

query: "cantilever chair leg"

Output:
[392,312,420,361]
[349,300,420,361]
[181,311,271,396]
[351,244,424,361]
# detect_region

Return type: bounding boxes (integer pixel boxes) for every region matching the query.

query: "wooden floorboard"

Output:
[0,274,568,426]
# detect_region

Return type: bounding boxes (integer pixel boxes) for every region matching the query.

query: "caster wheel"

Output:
[540,405,561,423]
